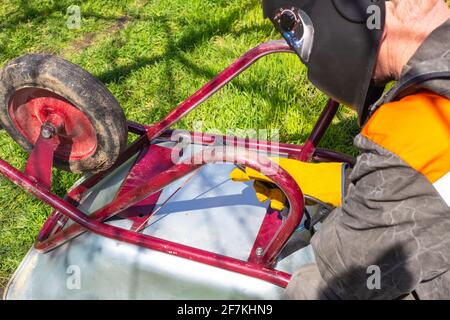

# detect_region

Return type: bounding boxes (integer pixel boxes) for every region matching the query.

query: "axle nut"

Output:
[41,125,55,139]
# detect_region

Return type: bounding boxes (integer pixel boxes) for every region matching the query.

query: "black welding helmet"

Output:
[262,0,387,126]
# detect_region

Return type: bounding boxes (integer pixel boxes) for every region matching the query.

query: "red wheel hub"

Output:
[8,88,97,161]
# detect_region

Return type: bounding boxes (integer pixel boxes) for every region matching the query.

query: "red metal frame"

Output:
[23,134,58,191]
[143,40,295,141]
[0,40,355,288]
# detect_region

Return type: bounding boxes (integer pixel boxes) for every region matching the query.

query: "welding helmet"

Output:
[262,0,387,126]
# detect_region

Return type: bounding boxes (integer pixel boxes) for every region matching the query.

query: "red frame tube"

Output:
[156,129,354,164]
[33,148,304,265]
[144,40,294,140]
[37,134,150,241]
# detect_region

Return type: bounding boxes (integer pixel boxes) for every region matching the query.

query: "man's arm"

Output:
[310,134,450,300]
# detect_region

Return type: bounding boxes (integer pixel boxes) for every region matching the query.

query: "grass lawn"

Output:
[0,0,359,291]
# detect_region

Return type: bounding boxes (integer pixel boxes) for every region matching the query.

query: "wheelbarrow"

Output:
[0,38,355,299]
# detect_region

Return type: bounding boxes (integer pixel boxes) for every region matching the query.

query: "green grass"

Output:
[0,0,359,291]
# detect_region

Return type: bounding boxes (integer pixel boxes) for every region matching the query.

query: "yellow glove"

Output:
[230,158,346,210]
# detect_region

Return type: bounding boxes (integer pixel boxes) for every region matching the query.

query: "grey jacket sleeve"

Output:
[311,134,450,300]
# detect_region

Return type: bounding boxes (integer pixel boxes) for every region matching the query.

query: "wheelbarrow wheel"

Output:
[0,54,128,173]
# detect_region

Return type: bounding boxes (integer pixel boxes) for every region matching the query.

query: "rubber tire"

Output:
[0,54,128,173]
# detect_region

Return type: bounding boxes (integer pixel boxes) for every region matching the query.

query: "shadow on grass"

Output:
[0,1,138,59]
[1,0,359,153]
[0,0,146,30]
[322,116,360,156]
[95,1,259,84]
[275,111,359,156]
[0,0,69,30]
[1,0,314,136]
[93,2,358,152]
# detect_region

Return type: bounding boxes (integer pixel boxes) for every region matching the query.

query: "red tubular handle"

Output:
[0,156,293,287]
[0,146,303,286]
[31,147,303,266]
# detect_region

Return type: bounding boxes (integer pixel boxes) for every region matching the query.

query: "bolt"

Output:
[255,247,264,257]
[41,125,55,139]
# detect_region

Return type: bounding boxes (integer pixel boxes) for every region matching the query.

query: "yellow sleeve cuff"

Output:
[231,158,345,207]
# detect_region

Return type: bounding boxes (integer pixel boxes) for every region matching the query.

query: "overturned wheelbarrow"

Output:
[0,20,355,300]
